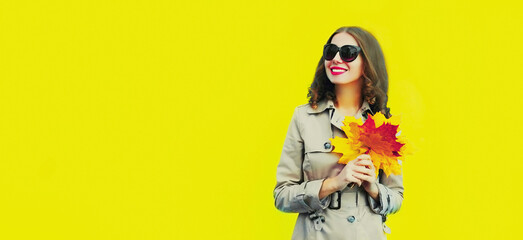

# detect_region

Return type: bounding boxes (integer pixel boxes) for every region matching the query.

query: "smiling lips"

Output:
[330,66,348,75]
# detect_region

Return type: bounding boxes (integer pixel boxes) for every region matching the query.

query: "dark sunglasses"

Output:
[323,43,362,62]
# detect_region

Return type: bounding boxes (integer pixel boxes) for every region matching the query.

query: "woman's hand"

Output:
[329,154,374,191]
[319,154,379,199]
[352,155,379,200]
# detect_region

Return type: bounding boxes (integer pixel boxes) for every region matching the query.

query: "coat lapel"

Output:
[328,100,374,131]
[306,99,375,131]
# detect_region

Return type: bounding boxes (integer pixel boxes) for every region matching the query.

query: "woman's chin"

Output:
[328,78,361,85]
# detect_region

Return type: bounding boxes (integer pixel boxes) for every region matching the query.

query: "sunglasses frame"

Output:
[323,44,362,62]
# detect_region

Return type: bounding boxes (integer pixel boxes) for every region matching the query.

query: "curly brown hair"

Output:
[307,26,392,118]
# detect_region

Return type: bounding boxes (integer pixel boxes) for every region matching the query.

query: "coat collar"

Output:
[306,99,374,115]
[306,99,375,131]
[306,99,335,114]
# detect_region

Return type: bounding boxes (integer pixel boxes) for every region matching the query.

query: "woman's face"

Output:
[324,32,364,85]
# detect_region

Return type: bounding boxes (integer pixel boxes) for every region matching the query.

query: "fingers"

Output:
[350,176,362,186]
[352,172,374,183]
[353,165,374,176]
[348,154,370,164]
[355,159,375,169]
[350,155,372,166]
[339,156,377,186]
[336,166,363,186]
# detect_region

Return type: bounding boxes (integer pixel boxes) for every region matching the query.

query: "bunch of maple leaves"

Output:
[329,112,411,177]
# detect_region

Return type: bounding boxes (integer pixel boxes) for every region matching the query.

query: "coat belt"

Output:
[328,187,369,209]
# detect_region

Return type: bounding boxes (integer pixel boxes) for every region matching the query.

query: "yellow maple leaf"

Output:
[329,136,362,164]
[329,112,410,177]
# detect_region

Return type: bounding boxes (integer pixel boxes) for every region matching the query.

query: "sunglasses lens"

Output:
[323,44,338,60]
[340,45,359,62]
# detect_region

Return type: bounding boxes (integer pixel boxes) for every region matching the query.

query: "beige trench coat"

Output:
[273,99,404,240]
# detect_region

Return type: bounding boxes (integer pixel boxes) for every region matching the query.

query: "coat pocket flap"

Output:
[304,138,333,153]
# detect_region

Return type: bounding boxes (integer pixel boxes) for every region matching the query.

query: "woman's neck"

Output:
[334,79,363,116]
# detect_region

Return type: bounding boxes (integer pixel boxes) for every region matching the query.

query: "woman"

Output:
[273,26,404,240]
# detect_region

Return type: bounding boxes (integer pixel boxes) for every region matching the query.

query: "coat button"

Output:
[347,216,355,223]
[324,142,331,149]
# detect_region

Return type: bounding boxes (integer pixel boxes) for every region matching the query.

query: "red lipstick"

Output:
[330,66,347,75]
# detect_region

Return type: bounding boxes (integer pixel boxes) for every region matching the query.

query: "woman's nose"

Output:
[332,51,343,64]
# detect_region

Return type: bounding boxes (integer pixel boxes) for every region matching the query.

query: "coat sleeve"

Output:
[273,107,331,213]
[367,166,404,215]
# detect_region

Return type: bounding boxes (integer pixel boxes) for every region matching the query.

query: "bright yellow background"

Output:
[1,0,522,239]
